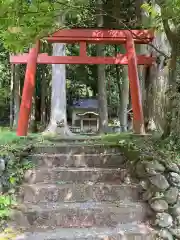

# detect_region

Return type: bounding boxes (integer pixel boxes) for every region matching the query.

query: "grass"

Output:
[0,128,48,148]
[0,128,141,146]
[98,132,180,164]
[99,132,135,142]
[0,129,20,145]
[97,133,154,150]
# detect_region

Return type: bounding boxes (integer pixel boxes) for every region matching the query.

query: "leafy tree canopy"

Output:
[0,0,86,52]
[142,0,180,39]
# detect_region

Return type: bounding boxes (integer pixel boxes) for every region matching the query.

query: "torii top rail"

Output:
[10,29,154,136]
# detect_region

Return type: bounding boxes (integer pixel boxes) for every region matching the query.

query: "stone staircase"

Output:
[12,143,154,239]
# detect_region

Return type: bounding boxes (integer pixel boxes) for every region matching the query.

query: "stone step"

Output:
[18,183,142,203]
[33,144,120,155]
[30,153,126,168]
[12,202,148,230]
[12,225,155,240]
[24,167,128,184]
[41,136,98,143]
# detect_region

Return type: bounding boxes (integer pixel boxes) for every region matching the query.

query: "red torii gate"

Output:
[10,29,154,136]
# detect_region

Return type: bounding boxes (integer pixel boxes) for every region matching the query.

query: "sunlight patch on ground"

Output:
[0,227,23,240]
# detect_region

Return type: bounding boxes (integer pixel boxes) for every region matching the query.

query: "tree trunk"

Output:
[97,0,108,134]
[10,64,14,130]
[29,94,37,133]
[135,0,151,131]
[44,43,72,136]
[171,56,180,139]
[41,72,46,129]
[162,42,179,138]
[13,64,21,129]
[135,0,170,132]
[119,66,129,132]
[143,63,156,131]
[115,46,130,132]
[148,30,170,133]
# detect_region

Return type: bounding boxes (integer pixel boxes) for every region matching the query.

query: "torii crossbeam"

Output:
[10,29,154,136]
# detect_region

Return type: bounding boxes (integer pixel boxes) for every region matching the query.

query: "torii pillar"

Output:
[17,42,40,136]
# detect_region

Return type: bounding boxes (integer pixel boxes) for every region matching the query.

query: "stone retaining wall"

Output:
[128,151,180,239]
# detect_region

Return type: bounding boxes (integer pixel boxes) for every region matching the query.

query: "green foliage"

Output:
[0,42,10,123]
[0,195,16,220]
[0,130,39,225]
[0,130,23,145]
[0,0,55,52]
[0,0,88,52]
[99,133,180,167]
[4,156,34,191]
[142,0,180,32]
[141,2,162,30]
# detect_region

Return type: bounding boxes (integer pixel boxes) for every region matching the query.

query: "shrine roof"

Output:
[72,99,98,109]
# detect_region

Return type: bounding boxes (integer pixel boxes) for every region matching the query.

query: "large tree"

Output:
[96,0,108,133]
[142,0,180,138]
[44,43,73,135]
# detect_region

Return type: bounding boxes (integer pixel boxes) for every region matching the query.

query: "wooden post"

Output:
[17,42,40,136]
[125,31,145,134]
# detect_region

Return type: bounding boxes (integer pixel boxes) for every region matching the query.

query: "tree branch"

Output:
[101,9,170,58]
